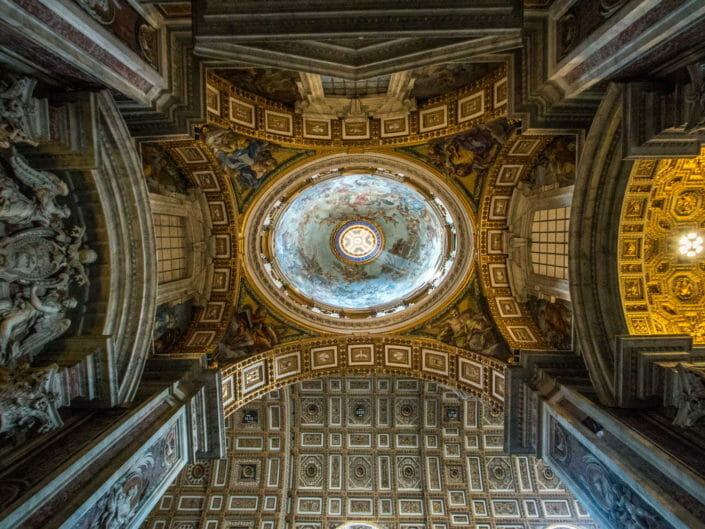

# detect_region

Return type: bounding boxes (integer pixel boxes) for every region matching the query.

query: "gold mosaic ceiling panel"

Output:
[619,152,705,342]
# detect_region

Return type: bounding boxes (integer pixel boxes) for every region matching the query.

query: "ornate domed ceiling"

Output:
[619,152,705,342]
[242,153,475,333]
[271,172,453,311]
[150,64,579,359]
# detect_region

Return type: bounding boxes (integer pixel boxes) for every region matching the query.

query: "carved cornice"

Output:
[570,83,630,405]
[194,0,522,80]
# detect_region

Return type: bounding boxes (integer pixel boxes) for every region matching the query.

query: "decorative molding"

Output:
[154,140,240,356]
[221,335,507,417]
[206,67,508,149]
[477,132,556,350]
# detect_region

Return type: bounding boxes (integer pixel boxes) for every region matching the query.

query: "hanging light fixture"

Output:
[679,232,704,257]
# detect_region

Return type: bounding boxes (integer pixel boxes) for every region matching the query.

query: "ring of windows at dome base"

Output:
[242,153,475,333]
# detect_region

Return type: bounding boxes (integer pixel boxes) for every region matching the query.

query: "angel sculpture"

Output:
[673,363,705,427]
[0,150,70,228]
[0,285,75,366]
[0,76,39,149]
[64,225,97,286]
[0,363,60,436]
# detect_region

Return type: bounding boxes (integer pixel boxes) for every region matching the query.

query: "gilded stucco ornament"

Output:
[618,153,705,342]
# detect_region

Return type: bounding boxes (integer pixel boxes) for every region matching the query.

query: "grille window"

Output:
[154,214,188,283]
[531,207,569,279]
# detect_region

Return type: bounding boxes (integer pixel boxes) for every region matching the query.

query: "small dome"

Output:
[272,173,449,311]
[243,152,474,333]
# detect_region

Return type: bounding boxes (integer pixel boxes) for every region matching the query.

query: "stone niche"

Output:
[0,72,157,444]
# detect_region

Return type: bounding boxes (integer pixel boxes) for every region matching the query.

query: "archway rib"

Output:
[221,335,506,416]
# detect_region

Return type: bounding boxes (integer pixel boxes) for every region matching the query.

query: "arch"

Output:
[569,83,631,405]
[152,138,241,357]
[220,335,506,416]
[476,128,556,350]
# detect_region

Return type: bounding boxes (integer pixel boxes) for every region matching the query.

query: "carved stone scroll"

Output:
[0,150,95,367]
[0,76,39,149]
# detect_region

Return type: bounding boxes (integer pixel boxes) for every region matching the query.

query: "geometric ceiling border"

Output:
[477,133,556,351]
[154,138,241,356]
[204,65,508,149]
[220,334,506,417]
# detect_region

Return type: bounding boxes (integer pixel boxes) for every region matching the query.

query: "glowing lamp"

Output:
[679,233,704,257]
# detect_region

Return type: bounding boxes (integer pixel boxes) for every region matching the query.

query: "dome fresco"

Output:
[242,152,475,333]
[272,173,451,311]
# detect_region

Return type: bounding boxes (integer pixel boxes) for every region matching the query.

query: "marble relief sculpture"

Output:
[0,74,94,438]
[0,151,95,368]
[0,363,61,436]
[0,151,70,227]
[0,76,38,149]
[673,363,705,427]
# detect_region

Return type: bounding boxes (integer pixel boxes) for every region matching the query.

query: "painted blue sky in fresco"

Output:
[272,173,449,310]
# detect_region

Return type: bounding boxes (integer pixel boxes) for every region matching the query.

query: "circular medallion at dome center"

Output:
[334,221,383,263]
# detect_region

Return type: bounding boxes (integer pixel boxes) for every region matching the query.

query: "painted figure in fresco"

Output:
[424,118,514,196]
[435,306,506,358]
[203,126,278,188]
[153,301,193,355]
[141,144,188,195]
[525,136,576,189]
[410,63,496,100]
[526,296,572,350]
[226,67,301,105]
[216,304,279,361]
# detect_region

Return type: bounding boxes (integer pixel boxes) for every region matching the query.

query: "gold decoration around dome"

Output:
[476,133,570,351]
[240,152,476,334]
[618,152,705,343]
